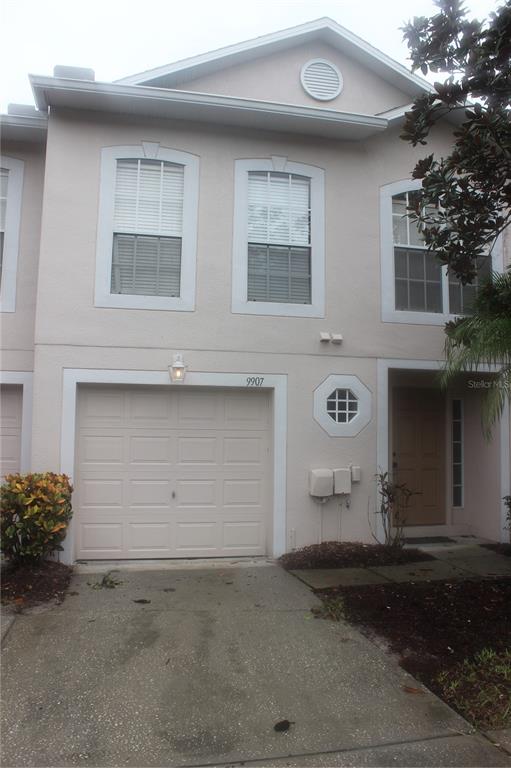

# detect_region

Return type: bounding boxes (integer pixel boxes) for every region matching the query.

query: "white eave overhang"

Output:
[29,75,389,140]
[0,113,48,143]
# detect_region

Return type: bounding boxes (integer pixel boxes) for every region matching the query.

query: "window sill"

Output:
[382,309,466,326]
[232,298,324,318]
[95,292,195,312]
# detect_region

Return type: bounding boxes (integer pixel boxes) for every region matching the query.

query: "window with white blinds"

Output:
[111,159,184,297]
[0,168,8,282]
[382,181,496,324]
[247,171,311,304]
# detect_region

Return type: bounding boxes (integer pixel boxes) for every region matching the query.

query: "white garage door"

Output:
[0,385,22,480]
[75,386,272,559]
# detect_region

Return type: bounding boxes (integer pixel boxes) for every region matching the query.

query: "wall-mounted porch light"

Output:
[169,353,186,383]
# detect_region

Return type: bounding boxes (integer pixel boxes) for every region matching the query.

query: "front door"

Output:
[392,387,446,526]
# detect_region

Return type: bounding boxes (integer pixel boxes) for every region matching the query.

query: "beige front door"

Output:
[75,385,272,560]
[392,387,446,526]
[0,385,22,481]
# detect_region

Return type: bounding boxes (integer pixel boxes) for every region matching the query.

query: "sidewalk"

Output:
[289,539,511,589]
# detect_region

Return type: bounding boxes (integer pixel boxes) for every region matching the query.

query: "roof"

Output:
[116,17,434,99]
[0,108,47,143]
[29,77,389,141]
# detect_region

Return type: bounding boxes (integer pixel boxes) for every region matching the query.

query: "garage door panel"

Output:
[128,389,173,427]
[76,386,271,559]
[0,434,21,477]
[177,392,220,426]
[223,392,270,429]
[80,434,125,465]
[223,436,263,465]
[80,523,123,553]
[129,479,172,506]
[81,478,123,507]
[177,436,218,464]
[222,521,262,549]
[175,479,217,507]
[126,522,172,553]
[81,390,126,425]
[175,521,219,550]
[223,479,262,506]
[0,385,23,480]
[129,436,173,464]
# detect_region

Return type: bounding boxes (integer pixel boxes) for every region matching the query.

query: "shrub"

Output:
[0,473,73,564]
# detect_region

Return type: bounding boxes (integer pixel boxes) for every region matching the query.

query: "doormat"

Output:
[405,536,455,545]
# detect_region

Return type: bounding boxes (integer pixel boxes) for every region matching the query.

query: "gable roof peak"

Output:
[116,17,433,98]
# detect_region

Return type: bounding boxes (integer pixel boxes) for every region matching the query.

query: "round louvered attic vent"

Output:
[300,59,343,101]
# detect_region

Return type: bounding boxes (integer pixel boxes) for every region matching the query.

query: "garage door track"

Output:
[1,564,509,767]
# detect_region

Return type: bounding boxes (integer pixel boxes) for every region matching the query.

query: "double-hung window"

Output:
[232,158,325,317]
[381,179,497,324]
[95,145,199,311]
[0,156,24,313]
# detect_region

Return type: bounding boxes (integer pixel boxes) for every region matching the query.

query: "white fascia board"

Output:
[379,103,465,128]
[116,17,434,99]
[29,76,388,140]
[0,113,48,142]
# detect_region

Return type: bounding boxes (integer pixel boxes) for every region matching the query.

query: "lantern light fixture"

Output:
[169,353,186,383]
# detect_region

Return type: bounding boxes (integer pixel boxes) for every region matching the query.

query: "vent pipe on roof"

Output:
[53,65,95,81]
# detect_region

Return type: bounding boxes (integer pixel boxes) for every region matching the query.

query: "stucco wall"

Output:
[34,109,454,359]
[167,42,411,115]
[1,140,45,371]
[25,106,508,551]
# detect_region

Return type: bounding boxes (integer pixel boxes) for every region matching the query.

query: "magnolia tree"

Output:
[401,0,511,432]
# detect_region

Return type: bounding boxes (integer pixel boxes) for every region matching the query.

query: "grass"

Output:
[437,647,511,730]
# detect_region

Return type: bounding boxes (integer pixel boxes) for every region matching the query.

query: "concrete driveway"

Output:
[1,563,509,767]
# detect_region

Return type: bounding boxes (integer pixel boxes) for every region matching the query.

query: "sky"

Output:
[0,0,502,112]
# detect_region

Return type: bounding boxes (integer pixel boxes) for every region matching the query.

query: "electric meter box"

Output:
[309,469,334,497]
[333,467,352,495]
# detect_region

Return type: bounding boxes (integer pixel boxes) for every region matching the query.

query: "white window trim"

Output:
[0,156,24,313]
[232,158,325,318]
[94,144,199,311]
[314,374,372,437]
[380,179,503,325]
[60,368,287,564]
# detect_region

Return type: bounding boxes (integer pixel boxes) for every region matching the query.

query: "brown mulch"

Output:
[481,543,511,558]
[1,561,73,608]
[279,541,435,570]
[316,578,511,728]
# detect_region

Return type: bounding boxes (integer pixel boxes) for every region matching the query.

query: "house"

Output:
[1,18,509,564]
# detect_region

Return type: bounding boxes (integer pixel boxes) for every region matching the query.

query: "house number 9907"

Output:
[246,377,264,387]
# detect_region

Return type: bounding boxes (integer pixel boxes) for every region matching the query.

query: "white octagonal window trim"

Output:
[314,375,372,437]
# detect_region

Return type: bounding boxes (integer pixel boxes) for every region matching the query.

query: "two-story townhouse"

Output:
[1,18,509,564]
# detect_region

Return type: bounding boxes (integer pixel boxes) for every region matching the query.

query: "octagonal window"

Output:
[326,388,358,423]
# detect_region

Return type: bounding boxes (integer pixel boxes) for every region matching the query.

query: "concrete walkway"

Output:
[290,541,511,590]
[1,564,509,767]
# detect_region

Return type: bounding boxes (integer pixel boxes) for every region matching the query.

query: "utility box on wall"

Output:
[333,468,351,495]
[309,469,334,498]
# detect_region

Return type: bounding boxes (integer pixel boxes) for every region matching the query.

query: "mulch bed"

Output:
[316,578,511,729]
[481,543,511,558]
[280,541,435,570]
[1,561,73,609]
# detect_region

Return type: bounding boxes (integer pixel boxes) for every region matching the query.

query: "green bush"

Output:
[0,473,73,563]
